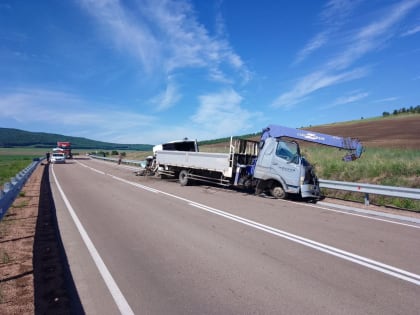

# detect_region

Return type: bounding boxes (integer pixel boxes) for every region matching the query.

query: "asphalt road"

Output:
[49,157,420,315]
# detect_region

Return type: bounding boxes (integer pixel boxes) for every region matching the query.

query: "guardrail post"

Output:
[3,182,11,193]
[364,193,370,206]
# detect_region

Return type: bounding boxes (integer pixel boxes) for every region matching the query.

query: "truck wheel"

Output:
[270,186,287,199]
[179,170,189,186]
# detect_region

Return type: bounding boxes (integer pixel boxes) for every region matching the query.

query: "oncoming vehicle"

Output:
[51,152,66,164]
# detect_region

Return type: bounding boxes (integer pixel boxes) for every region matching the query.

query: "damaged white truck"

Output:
[143,125,363,201]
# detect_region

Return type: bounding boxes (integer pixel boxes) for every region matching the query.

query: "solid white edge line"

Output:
[78,160,420,286]
[305,201,420,228]
[51,164,135,315]
[187,202,420,285]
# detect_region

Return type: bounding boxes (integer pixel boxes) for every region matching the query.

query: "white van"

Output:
[51,152,66,164]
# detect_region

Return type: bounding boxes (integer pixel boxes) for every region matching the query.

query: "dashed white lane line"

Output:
[76,160,420,286]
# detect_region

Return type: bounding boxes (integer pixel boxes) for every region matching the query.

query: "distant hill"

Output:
[0,127,153,151]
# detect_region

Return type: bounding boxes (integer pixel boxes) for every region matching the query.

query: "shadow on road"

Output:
[33,163,85,314]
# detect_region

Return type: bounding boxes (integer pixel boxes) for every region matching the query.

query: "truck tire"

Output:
[270,185,287,199]
[179,170,189,186]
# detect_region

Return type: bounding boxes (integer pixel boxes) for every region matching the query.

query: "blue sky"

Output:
[1,0,419,145]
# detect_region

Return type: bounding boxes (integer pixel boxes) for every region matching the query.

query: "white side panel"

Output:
[156,151,232,177]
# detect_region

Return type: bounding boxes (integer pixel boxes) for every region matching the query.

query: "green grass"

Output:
[302,146,420,211]
[0,155,38,188]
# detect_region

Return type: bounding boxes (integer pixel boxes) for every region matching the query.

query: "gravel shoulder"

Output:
[0,163,83,314]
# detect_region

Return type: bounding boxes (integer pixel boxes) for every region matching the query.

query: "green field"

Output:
[0,155,38,188]
[302,146,420,211]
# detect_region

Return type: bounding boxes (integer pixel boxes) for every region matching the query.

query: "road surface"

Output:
[49,157,420,314]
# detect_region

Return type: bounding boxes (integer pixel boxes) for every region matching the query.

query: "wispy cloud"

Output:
[322,91,369,109]
[372,97,399,103]
[275,0,420,109]
[191,89,261,138]
[294,0,362,64]
[0,88,156,142]
[294,32,328,65]
[78,0,249,97]
[272,68,368,108]
[329,0,420,70]
[0,87,261,144]
[401,24,420,36]
[149,80,182,111]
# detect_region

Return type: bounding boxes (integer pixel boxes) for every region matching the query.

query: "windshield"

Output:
[275,140,299,163]
[53,153,65,157]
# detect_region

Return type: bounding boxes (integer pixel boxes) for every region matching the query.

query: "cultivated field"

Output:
[2,115,419,209]
[196,115,420,210]
[306,114,420,149]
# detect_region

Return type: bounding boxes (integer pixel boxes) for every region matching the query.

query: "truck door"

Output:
[271,140,301,192]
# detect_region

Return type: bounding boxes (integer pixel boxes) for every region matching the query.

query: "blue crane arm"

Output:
[261,125,364,161]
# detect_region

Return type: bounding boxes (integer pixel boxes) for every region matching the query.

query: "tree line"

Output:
[383,105,420,117]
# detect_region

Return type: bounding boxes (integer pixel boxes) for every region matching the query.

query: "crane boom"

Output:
[261,125,364,161]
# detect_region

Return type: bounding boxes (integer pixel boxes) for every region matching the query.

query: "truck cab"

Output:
[253,137,320,200]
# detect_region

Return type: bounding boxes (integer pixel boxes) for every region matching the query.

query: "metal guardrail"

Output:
[0,158,43,221]
[90,155,419,207]
[319,179,420,206]
[89,155,145,167]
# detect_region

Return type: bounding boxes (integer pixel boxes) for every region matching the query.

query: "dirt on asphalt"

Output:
[0,115,419,314]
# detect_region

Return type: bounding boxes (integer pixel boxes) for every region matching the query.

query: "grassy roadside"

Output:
[302,146,420,211]
[0,155,38,188]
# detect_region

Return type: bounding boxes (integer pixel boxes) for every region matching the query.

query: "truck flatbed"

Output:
[156,150,233,177]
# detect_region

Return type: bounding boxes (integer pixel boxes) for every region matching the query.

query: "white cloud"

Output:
[78,0,161,74]
[294,32,328,65]
[149,81,182,111]
[78,0,248,84]
[373,97,399,103]
[294,0,362,64]
[271,68,369,108]
[401,24,420,36]
[334,91,369,105]
[278,0,420,108]
[323,91,369,109]
[328,0,420,70]
[191,89,260,138]
[0,88,157,143]
[0,87,261,144]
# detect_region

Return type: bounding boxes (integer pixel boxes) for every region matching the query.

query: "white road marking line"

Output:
[187,202,420,286]
[51,164,135,315]
[295,200,420,228]
[76,161,420,286]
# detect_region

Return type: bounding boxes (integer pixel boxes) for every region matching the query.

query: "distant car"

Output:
[51,152,66,164]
